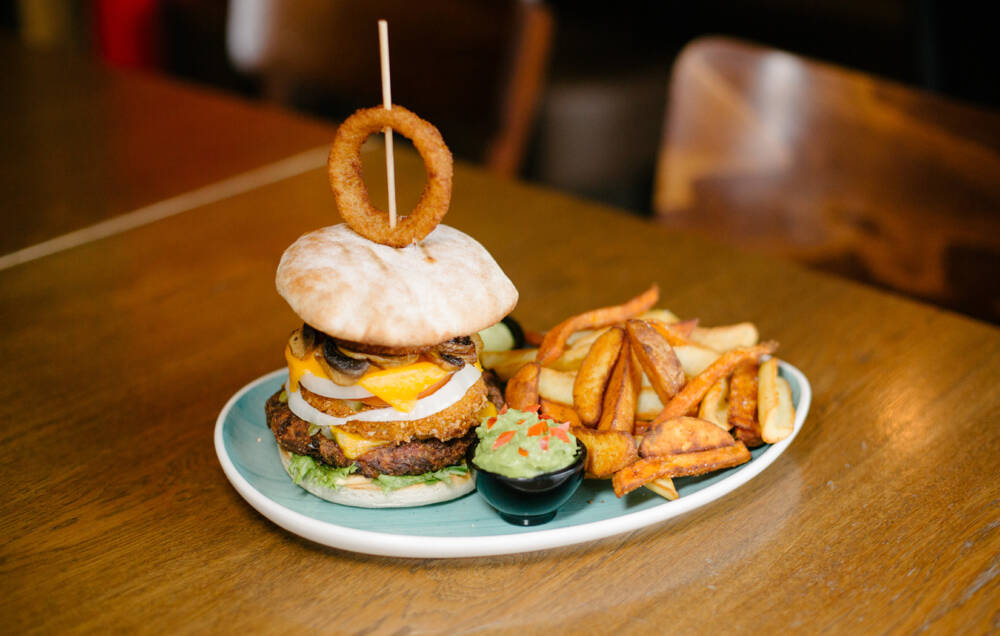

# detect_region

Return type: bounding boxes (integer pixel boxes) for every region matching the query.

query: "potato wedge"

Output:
[540,399,582,427]
[536,285,659,365]
[549,327,609,371]
[505,362,540,411]
[673,344,721,377]
[597,340,639,433]
[759,359,795,443]
[691,323,759,352]
[572,327,625,425]
[481,348,538,381]
[698,376,730,430]
[571,427,638,478]
[639,416,736,457]
[653,342,778,424]
[612,443,751,496]
[644,477,679,500]
[626,319,685,403]
[728,361,762,447]
[538,367,575,406]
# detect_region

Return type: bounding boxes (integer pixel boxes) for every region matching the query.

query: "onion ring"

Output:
[328,105,453,247]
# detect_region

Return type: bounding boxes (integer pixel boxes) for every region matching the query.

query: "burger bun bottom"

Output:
[277,447,475,508]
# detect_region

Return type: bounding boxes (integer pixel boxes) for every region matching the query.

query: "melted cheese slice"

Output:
[358,362,449,412]
[285,346,327,392]
[285,347,456,412]
[330,427,390,459]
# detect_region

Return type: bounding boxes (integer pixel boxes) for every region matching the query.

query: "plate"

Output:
[215,361,810,558]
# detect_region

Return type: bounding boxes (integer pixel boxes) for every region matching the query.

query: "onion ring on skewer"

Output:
[328,105,453,247]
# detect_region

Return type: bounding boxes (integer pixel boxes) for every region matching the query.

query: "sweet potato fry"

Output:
[536,285,660,365]
[691,322,759,352]
[626,319,685,403]
[540,399,582,427]
[759,358,795,444]
[669,319,699,338]
[504,362,540,411]
[644,478,679,500]
[538,367,575,405]
[571,427,638,478]
[728,361,762,447]
[572,327,625,425]
[647,319,697,347]
[481,348,538,381]
[639,416,736,457]
[652,342,778,425]
[698,376,729,429]
[597,340,639,433]
[523,330,545,347]
[612,443,751,497]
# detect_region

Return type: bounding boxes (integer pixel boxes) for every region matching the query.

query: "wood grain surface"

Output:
[0,36,333,256]
[2,138,999,633]
[654,37,1000,323]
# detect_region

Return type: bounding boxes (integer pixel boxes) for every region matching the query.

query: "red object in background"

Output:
[95,0,162,69]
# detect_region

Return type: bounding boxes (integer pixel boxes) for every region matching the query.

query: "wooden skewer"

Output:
[378,20,397,229]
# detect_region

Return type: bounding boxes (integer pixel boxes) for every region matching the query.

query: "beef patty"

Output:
[266,391,475,477]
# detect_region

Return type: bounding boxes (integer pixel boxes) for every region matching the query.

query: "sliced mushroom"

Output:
[427,349,466,372]
[288,324,323,359]
[437,336,479,365]
[320,339,369,385]
[337,346,418,368]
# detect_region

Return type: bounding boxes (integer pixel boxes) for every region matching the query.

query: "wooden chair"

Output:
[227,0,552,177]
[654,37,1000,322]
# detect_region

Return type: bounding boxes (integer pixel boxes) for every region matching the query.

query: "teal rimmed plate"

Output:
[215,362,810,558]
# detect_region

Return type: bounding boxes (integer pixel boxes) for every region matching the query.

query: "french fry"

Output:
[759,358,795,443]
[572,327,625,425]
[612,443,751,496]
[637,388,665,420]
[644,478,679,500]
[728,361,762,447]
[647,319,697,347]
[540,399,582,427]
[571,427,638,478]
[504,362,540,411]
[652,342,778,425]
[673,344,721,377]
[538,367,575,405]
[698,376,730,430]
[536,285,659,365]
[550,327,609,371]
[690,322,759,352]
[626,319,685,403]
[481,348,538,381]
[639,416,736,457]
[597,340,639,433]
[638,308,681,324]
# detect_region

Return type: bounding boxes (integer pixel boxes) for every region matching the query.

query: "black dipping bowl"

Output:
[471,440,586,526]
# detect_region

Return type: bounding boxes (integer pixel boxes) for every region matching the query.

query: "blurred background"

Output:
[4,0,998,322]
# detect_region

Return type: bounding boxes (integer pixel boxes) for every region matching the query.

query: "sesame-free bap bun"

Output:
[276,224,518,347]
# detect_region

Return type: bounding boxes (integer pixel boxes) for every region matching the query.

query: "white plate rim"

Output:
[215,362,810,558]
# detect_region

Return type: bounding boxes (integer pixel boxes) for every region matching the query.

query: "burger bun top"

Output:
[276,223,518,347]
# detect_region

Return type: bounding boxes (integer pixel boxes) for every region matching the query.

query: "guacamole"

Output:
[472,408,578,478]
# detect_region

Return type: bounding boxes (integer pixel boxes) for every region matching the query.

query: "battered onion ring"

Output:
[328,106,453,247]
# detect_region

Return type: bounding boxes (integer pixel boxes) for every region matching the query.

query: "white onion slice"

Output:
[299,372,374,399]
[287,363,482,428]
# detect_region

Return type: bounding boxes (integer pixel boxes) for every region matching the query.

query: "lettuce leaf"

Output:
[287,454,358,490]
[374,463,469,492]
[286,455,469,493]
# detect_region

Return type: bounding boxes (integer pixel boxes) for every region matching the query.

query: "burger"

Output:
[265,223,518,507]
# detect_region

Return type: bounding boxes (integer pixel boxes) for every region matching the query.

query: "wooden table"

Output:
[3,45,1000,634]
